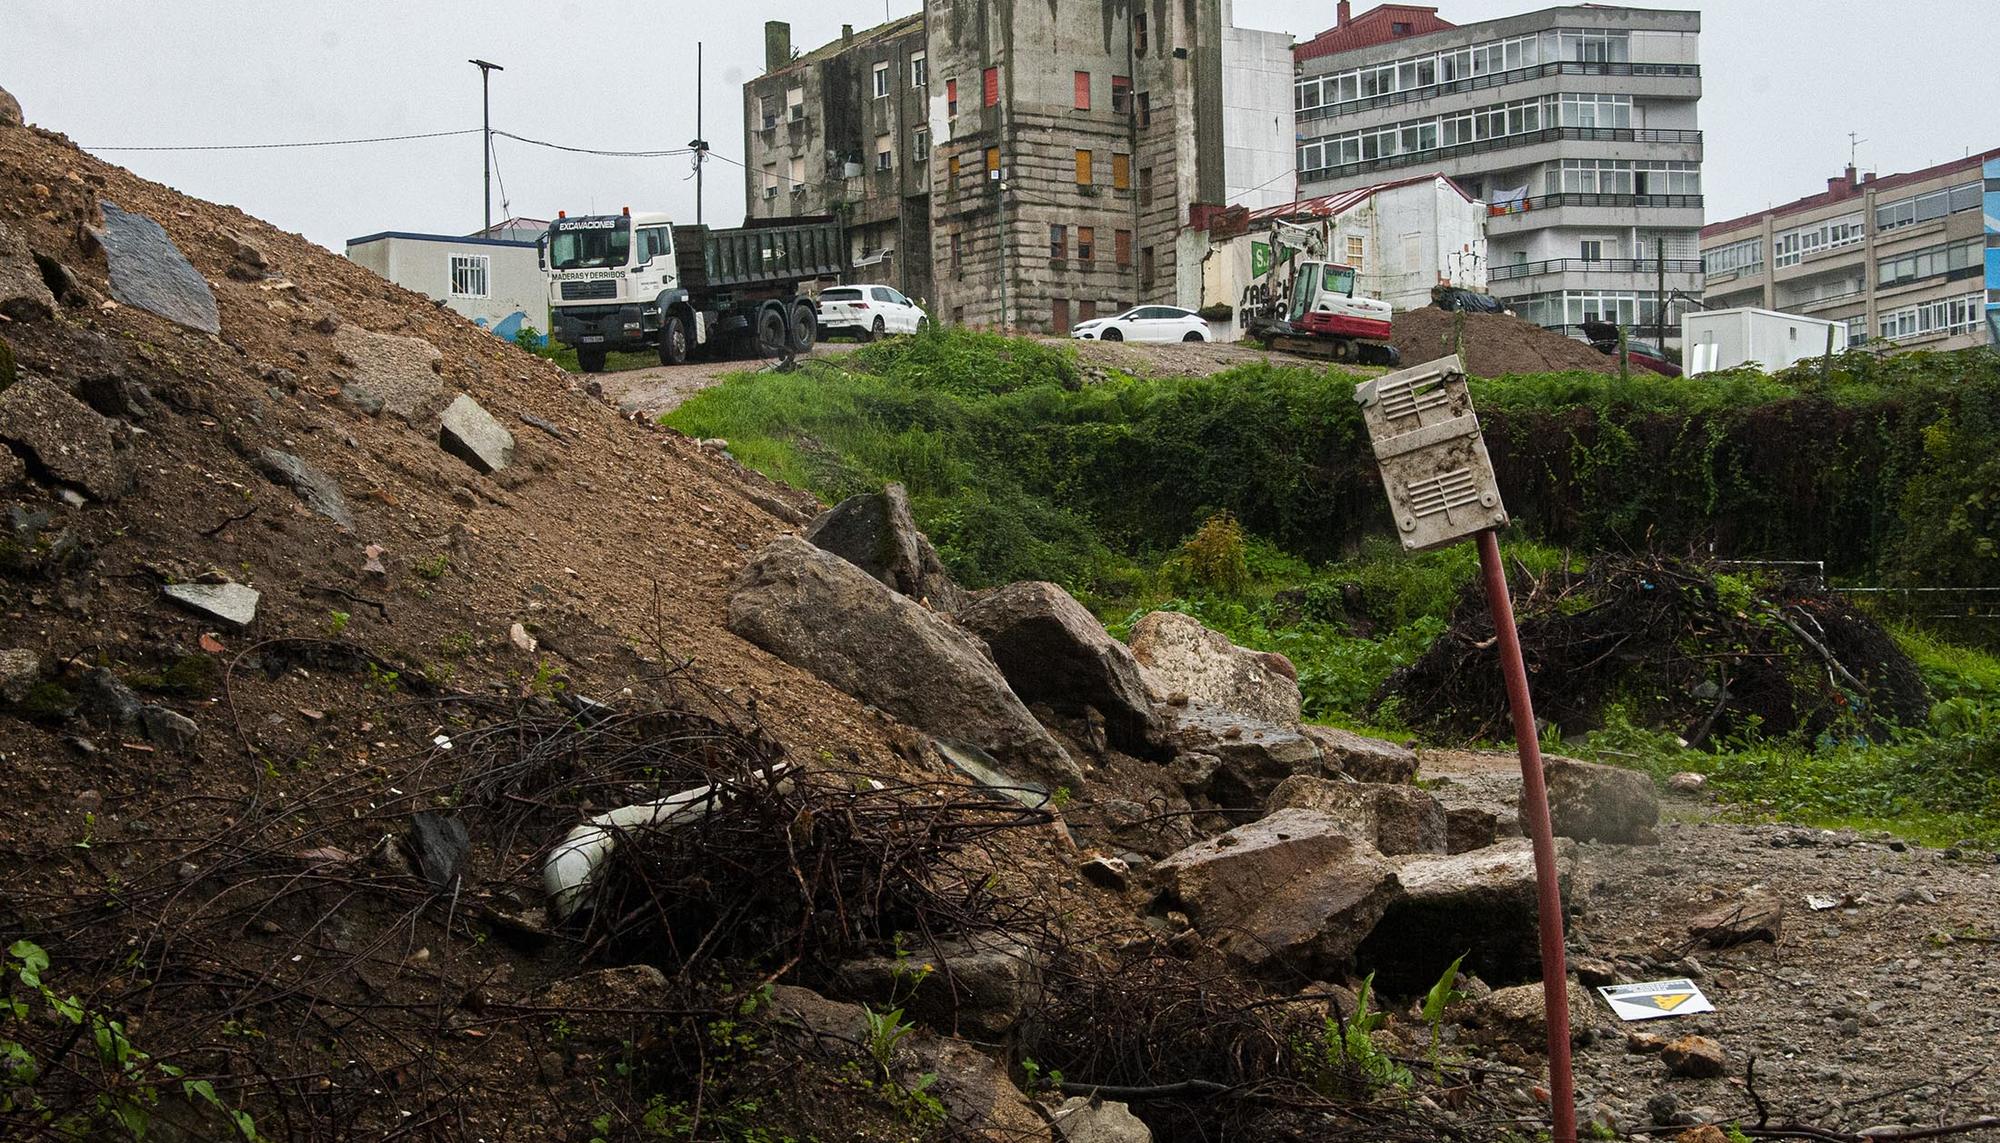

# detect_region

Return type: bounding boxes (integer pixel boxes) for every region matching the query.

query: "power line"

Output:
[491,130,695,158]
[87,128,481,152]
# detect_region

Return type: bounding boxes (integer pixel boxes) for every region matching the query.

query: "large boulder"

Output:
[804,483,967,613]
[333,324,445,423]
[438,394,515,474]
[1301,725,1418,784]
[1128,611,1302,726]
[1267,775,1447,855]
[96,203,219,334]
[1537,756,1660,844]
[0,86,21,128]
[1165,703,1322,805]
[1153,808,1401,978]
[1354,837,1578,994]
[729,537,1078,786]
[960,581,1162,756]
[0,378,134,500]
[0,222,55,322]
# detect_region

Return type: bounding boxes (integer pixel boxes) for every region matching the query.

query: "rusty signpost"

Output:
[1353,355,1576,1143]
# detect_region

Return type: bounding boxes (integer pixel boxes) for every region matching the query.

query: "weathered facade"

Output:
[746,2,1288,333]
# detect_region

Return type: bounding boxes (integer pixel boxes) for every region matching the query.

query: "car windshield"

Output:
[821,288,863,302]
[548,221,631,270]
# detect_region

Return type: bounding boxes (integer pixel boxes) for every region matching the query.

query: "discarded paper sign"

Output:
[1598,978,1715,1021]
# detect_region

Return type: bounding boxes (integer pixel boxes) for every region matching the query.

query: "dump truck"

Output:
[543,210,847,371]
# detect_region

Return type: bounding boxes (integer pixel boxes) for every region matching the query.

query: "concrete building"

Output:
[345,230,546,334]
[1701,149,1998,352]
[743,15,933,307]
[1293,3,1704,337]
[1981,154,1999,346]
[744,2,1293,333]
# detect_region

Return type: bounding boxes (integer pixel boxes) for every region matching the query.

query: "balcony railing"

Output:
[1299,126,1702,184]
[1298,60,1702,123]
[1490,257,1705,281]
[1486,192,1705,216]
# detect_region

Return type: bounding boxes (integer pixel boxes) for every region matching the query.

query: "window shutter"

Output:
[1074,71,1091,110]
[1075,150,1092,185]
[1113,153,1130,190]
[983,67,1000,107]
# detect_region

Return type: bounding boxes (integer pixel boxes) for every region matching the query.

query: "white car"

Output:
[1070,305,1210,343]
[817,284,928,341]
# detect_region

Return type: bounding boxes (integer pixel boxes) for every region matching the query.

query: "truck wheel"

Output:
[756,307,789,358]
[578,347,607,373]
[789,302,818,354]
[658,315,689,366]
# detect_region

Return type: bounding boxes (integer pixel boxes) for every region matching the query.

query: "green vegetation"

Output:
[518,325,656,374]
[670,328,2000,841]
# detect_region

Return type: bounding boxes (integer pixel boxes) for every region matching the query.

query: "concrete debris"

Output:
[0,378,135,500]
[803,482,968,613]
[1687,887,1783,947]
[162,581,259,628]
[1267,775,1448,855]
[0,221,56,322]
[1537,755,1661,844]
[332,324,445,423]
[1129,610,1303,727]
[96,202,220,334]
[438,393,515,474]
[1300,724,1419,784]
[255,447,351,527]
[959,580,1163,756]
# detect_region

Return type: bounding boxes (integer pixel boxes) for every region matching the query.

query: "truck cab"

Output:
[545,209,692,372]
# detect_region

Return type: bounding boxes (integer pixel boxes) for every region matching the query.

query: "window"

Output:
[1140,247,1156,288]
[983,66,999,107]
[449,253,489,298]
[1074,149,1093,185]
[1345,235,1365,273]
[1877,238,1982,288]
[946,78,958,116]
[761,165,778,199]
[873,62,890,99]
[759,96,777,130]
[1559,93,1632,129]
[1392,21,1413,34]
[1703,237,1762,277]
[1112,153,1131,190]
[911,52,927,87]
[875,133,893,172]
[1139,166,1154,206]
[789,156,806,192]
[1079,300,1097,323]
[1136,92,1151,128]
[913,128,930,163]
[1875,181,1983,231]
[1134,12,1148,55]
[1111,76,1132,114]
[1074,71,1091,110]
[1773,213,1863,267]
[785,87,804,120]
[985,146,1001,175]
[1115,228,1132,267]
[1049,224,1067,259]
[1078,226,1095,261]
[1580,240,1602,262]
[1879,292,1984,340]
[948,153,961,193]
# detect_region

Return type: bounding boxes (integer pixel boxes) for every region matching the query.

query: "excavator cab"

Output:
[1286,261,1358,323]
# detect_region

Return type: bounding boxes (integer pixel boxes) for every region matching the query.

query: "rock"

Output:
[220,228,270,276]
[163,581,260,628]
[1646,1091,1688,1125]
[537,965,667,1024]
[1570,954,1618,988]
[95,202,220,334]
[1661,1034,1728,1079]
[1052,1096,1152,1143]
[1080,855,1131,891]
[934,738,1051,811]
[803,483,968,613]
[1300,725,1418,783]
[1353,838,1579,994]
[75,374,148,419]
[0,379,134,500]
[508,623,537,654]
[0,648,39,703]
[0,222,56,322]
[1675,1127,1729,1143]
[1686,887,1783,947]
[0,448,21,491]
[139,705,199,753]
[1267,775,1447,855]
[1152,808,1402,979]
[0,86,20,128]
[1129,611,1302,726]
[255,448,351,527]
[1627,1030,1669,1054]
[1462,979,1594,1047]
[1164,703,1321,804]
[81,668,143,728]
[1445,806,1499,854]
[959,580,1162,755]
[33,252,85,308]
[729,536,1077,786]
[333,325,445,423]
[0,335,14,389]
[1538,755,1660,844]
[829,931,1042,1038]
[437,394,515,474]
[1668,771,1707,793]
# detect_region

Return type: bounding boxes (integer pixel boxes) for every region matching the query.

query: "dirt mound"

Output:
[1392,306,1616,377]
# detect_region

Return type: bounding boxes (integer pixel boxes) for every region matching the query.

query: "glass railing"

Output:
[1297,61,1701,124]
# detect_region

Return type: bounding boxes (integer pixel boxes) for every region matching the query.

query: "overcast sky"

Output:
[4,2,1993,249]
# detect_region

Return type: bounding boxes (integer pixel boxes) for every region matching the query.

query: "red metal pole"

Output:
[1476,527,1577,1143]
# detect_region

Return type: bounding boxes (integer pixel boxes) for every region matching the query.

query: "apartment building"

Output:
[1988,156,2000,346]
[743,2,1292,333]
[743,16,934,306]
[1699,150,1997,351]
[1293,3,1704,335]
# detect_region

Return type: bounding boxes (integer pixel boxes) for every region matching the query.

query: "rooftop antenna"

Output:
[1848,131,1866,170]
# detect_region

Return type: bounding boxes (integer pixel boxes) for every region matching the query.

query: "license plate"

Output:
[579,335,605,344]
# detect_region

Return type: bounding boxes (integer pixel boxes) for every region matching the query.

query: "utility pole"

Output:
[695,43,705,224]
[1655,235,1666,345]
[469,59,504,235]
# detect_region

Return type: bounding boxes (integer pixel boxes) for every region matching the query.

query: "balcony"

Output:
[1490,256,1704,282]
[1485,192,1705,234]
[1298,61,1702,123]
[1300,126,1702,186]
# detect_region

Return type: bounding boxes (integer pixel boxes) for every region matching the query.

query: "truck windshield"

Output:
[548,221,631,270]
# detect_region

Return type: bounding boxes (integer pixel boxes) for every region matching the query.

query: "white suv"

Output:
[817,284,928,341]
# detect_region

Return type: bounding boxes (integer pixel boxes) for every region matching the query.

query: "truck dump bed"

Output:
[673,221,846,291]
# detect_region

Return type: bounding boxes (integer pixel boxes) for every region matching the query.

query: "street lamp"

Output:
[469,59,504,234]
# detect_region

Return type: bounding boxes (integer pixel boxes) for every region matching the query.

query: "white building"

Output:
[345,230,547,335]
[1221,0,1297,212]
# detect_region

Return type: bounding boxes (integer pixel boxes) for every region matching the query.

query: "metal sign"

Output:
[1598,978,1716,1021]
[1352,355,1508,551]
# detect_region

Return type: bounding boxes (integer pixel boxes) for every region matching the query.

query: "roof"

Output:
[1296,5,1456,63]
[768,14,925,77]
[1702,146,2000,239]
[345,231,537,250]
[1247,173,1475,223]
[470,216,551,237]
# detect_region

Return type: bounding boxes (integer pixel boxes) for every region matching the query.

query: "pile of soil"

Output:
[1393,306,1617,377]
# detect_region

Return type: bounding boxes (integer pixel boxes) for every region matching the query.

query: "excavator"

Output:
[1244,220,1402,366]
